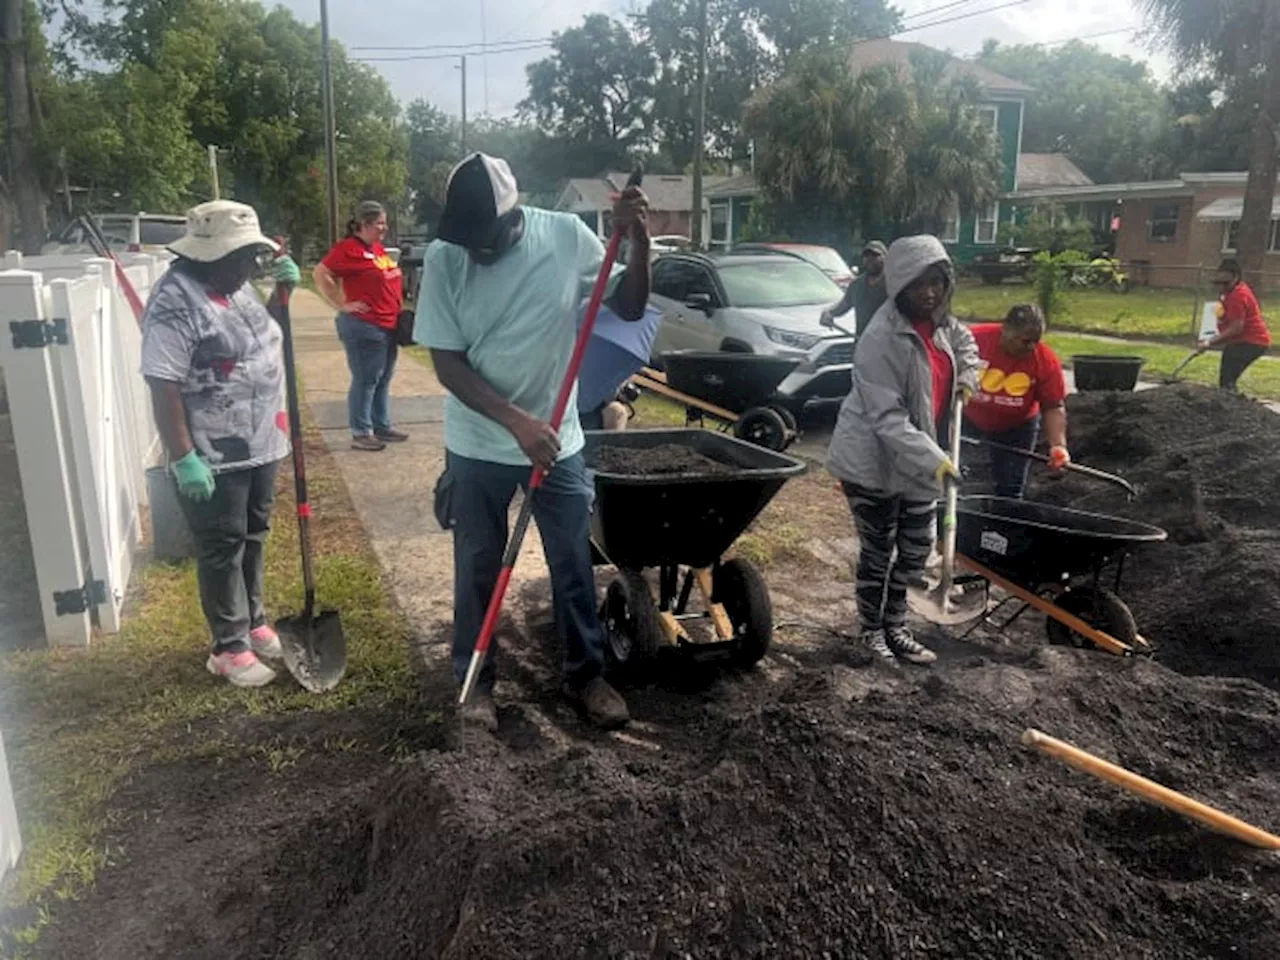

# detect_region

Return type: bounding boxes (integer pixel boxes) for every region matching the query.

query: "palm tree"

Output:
[1144,0,1279,283]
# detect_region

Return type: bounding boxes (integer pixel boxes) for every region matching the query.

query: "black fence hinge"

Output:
[53,579,107,616]
[10,318,68,350]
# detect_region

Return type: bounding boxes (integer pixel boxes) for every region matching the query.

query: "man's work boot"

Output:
[460,690,499,733]
[567,676,630,729]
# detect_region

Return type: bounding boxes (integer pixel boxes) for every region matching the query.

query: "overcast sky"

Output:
[279,0,1169,118]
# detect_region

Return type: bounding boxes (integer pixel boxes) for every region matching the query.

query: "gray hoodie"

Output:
[825,235,980,501]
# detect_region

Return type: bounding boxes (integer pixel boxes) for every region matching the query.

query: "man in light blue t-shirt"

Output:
[417,154,651,731]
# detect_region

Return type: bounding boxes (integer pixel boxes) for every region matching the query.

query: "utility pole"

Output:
[2,0,46,254]
[459,55,468,154]
[480,0,490,116]
[1236,0,1280,288]
[690,0,709,249]
[208,144,220,200]
[320,0,340,246]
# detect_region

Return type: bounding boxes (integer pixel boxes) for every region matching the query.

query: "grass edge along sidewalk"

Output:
[0,400,423,954]
[1047,332,1280,401]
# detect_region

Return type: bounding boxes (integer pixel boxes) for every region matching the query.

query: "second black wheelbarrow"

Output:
[950,497,1167,655]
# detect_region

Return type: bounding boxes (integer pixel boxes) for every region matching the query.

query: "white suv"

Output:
[43,213,188,256]
[648,252,855,407]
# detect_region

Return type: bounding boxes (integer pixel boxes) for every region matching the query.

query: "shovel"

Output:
[1163,347,1204,384]
[960,436,1137,498]
[908,394,986,626]
[271,283,347,692]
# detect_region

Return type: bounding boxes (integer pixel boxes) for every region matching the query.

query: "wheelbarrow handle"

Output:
[961,435,1136,498]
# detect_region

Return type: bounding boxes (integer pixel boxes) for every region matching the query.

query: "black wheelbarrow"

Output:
[952,497,1167,655]
[584,429,806,677]
[632,351,803,451]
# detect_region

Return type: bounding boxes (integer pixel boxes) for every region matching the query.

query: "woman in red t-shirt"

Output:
[314,200,406,451]
[1199,258,1270,392]
[963,304,1069,498]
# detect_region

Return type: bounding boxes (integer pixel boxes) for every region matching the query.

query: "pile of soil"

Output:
[154,648,1280,959]
[593,443,737,477]
[1029,384,1280,688]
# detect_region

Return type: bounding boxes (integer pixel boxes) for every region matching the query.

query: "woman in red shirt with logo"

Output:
[1199,258,1270,392]
[963,304,1069,499]
[313,200,406,451]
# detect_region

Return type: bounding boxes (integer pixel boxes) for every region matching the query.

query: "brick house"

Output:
[1008,172,1280,288]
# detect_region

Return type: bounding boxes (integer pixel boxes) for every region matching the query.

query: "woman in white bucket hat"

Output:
[140,200,290,687]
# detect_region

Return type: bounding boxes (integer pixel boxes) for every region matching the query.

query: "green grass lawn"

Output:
[1047,332,1280,401]
[953,279,1207,340]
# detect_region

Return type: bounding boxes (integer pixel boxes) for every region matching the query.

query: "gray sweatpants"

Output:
[178,461,279,653]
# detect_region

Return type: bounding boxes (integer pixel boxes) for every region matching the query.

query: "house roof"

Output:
[558,173,735,212]
[849,38,1033,97]
[1016,153,1093,190]
[1197,196,1280,221]
[1007,170,1249,204]
[705,174,759,198]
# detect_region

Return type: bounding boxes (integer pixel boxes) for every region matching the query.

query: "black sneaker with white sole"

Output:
[862,628,898,666]
[886,626,937,665]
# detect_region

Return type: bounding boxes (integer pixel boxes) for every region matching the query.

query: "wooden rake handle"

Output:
[1022,728,1280,850]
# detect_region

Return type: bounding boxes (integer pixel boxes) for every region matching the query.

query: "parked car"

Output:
[969,247,1038,285]
[732,242,856,287]
[648,251,854,407]
[43,213,188,256]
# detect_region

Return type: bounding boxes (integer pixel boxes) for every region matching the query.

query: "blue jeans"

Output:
[336,313,398,436]
[443,450,604,694]
[963,415,1040,499]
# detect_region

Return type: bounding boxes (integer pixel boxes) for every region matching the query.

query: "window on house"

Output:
[1221,219,1280,253]
[1147,203,1180,242]
[974,201,999,244]
[709,203,730,251]
[940,201,960,243]
[978,106,998,132]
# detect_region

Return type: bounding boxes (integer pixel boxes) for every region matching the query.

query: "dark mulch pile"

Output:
[149,649,1280,960]
[1030,384,1280,689]
[593,443,737,477]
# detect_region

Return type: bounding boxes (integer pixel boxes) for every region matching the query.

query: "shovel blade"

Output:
[907,581,987,626]
[277,609,346,693]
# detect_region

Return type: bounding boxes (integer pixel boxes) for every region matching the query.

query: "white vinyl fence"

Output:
[0,251,165,647]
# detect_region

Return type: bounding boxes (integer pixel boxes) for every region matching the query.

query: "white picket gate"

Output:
[0,251,165,646]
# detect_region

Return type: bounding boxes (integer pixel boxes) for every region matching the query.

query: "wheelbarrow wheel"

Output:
[735,406,790,451]
[601,569,663,677]
[1045,587,1138,650]
[714,558,773,667]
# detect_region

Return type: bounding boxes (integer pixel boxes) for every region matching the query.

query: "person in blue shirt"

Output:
[417,154,651,732]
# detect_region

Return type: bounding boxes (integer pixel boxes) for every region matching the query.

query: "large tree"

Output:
[975,40,1175,183]
[2,0,46,252]
[745,48,1001,242]
[1144,0,1279,283]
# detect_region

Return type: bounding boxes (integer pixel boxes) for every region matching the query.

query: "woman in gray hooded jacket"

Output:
[826,236,980,666]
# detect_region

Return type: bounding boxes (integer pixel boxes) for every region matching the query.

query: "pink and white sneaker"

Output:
[249,624,283,660]
[206,648,276,687]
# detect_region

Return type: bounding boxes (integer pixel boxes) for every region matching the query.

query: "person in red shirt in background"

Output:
[1199,258,1271,392]
[313,200,406,451]
[964,304,1069,499]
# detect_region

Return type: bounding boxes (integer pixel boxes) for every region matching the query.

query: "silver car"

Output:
[648,252,855,406]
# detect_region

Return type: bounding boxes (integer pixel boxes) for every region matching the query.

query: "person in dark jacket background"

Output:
[821,239,888,336]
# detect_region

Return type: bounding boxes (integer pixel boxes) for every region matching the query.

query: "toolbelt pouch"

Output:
[433,470,456,531]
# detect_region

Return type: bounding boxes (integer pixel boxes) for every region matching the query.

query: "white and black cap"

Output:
[436,153,519,249]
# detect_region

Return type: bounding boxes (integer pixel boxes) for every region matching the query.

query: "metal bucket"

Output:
[145,466,196,562]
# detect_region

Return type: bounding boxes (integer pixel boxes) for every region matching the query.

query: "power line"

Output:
[1038,25,1143,47]
[891,0,1038,38]
[356,41,552,63]
[350,36,549,53]
[901,0,988,24]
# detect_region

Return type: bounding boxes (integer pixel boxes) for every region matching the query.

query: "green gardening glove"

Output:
[171,449,215,502]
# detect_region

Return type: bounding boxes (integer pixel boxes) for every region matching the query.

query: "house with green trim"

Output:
[707,39,1088,265]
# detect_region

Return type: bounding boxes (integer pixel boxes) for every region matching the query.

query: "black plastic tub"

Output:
[956,496,1166,585]
[1071,354,1145,392]
[584,428,806,570]
[662,351,801,414]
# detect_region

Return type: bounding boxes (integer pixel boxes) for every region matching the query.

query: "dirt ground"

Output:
[19,383,1280,959]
